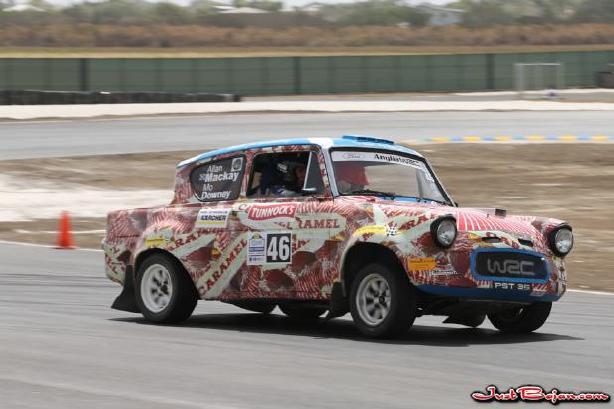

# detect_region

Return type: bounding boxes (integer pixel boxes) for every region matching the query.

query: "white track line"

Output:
[13,229,106,235]
[567,289,614,296]
[0,239,103,252]
[3,100,614,120]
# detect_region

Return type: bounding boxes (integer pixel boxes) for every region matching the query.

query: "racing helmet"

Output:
[276,160,305,190]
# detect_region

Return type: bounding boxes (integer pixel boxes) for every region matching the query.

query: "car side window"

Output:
[247,150,324,198]
[190,156,245,202]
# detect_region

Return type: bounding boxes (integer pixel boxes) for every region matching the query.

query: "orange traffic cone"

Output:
[56,211,76,249]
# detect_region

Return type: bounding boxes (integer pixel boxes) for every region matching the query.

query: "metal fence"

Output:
[1,50,613,95]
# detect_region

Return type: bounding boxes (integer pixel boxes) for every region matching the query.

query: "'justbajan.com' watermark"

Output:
[471,385,610,404]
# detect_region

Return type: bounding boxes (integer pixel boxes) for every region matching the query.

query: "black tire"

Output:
[488,302,552,333]
[231,301,276,314]
[279,304,327,320]
[463,314,486,328]
[135,254,198,324]
[349,262,416,339]
[444,313,486,328]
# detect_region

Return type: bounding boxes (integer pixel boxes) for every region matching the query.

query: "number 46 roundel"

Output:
[247,232,292,265]
[266,233,292,263]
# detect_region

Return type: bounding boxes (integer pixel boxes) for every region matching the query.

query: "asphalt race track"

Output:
[1,111,613,160]
[1,111,613,407]
[1,242,612,409]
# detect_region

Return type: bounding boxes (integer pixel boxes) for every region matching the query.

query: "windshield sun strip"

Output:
[329,147,453,205]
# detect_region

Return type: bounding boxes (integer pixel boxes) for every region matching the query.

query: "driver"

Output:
[269,161,307,197]
[334,162,369,194]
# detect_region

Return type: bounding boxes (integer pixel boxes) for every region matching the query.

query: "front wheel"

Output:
[488,302,552,333]
[135,254,198,324]
[349,262,416,339]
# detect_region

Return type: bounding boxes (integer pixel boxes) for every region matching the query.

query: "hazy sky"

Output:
[42,0,451,8]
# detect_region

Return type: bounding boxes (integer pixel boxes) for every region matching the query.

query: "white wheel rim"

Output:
[356,273,392,326]
[140,264,173,313]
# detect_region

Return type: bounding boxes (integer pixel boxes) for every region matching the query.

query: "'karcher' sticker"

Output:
[196,208,230,228]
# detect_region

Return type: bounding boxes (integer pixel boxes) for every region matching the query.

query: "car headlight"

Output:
[431,216,457,248]
[550,226,573,256]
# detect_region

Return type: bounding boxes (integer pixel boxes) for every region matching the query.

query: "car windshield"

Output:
[330,149,449,204]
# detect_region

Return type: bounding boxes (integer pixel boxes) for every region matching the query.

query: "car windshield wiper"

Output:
[418,197,451,206]
[346,189,396,198]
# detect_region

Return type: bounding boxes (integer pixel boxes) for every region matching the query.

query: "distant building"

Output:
[218,6,268,14]
[416,4,464,26]
[294,2,327,14]
[2,3,46,12]
[212,5,237,12]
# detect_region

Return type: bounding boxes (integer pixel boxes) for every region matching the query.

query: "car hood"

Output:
[340,196,567,239]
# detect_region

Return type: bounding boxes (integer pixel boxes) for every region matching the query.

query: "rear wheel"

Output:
[135,254,197,324]
[349,262,416,339]
[488,302,551,333]
[279,304,327,320]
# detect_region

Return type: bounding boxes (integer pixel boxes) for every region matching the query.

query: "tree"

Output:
[574,0,614,23]
[0,0,16,9]
[152,2,190,24]
[62,0,154,24]
[190,0,219,15]
[334,0,427,27]
[460,0,514,27]
[248,0,282,12]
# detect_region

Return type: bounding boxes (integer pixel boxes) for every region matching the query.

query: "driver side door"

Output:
[235,146,340,299]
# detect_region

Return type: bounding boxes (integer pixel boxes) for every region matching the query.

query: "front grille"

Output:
[518,238,534,247]
[474,250,548,280]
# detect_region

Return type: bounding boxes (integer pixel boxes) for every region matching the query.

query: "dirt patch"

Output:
[0,151,185,191]
[0,218,107,248]
[0,144,612,291]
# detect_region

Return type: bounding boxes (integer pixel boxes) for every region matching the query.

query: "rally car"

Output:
[103,135,573,338]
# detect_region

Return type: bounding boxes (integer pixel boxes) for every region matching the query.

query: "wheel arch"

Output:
[340,242,412,296]
[133,248,196,291]
[111,248,190,313]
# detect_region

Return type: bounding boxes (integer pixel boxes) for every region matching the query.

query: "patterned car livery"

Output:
[103,137,568,306]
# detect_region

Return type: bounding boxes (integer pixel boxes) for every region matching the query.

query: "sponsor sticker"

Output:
[408,257,437,272]
[247,204,297,221]
[196,208,230,228]
[331,150,434,180]
[430,268,456,276]
[297,217,342,229]
[191,156,244,202]
[144,230,172,247]
[247,232,292,265]
[386,224,398,236]
[145,236,167,247]
[231,157,243,172]
[354,225,387,236]
[332,151,423,169]
[247,232,266,265]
